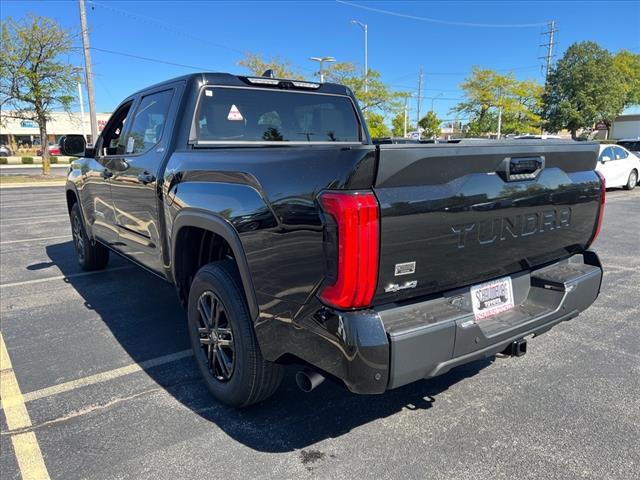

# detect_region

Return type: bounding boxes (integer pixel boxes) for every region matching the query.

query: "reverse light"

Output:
[587,171,606,248]
[318,191,379,309]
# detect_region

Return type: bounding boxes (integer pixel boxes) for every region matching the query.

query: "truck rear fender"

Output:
[170,209,261,320]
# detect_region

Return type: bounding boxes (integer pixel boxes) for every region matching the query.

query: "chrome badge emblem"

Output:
[385,280,418,293]
[394,261,416,276]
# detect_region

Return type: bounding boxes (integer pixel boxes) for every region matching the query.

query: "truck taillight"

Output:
[318,191,379,309]
[588,171,606,248]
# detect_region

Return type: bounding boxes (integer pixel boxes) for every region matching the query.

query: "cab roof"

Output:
[131,72,352,98]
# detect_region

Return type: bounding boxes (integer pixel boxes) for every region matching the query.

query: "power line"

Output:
[388,65,540,82]
[87,0,244,55]
[86,0,316,74]
[336,1,549,28]
[388,84,461,92]
[91,47,214,71]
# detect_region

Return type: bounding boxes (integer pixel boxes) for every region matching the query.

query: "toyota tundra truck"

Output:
[60,72,605,407]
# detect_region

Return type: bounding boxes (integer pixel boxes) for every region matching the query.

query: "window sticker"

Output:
[126,136,135,153]
[227,104,243,121]
[205,90,213,97]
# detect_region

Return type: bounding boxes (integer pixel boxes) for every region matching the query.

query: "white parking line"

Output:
[0,199,66,206]
[21,349,193,403]
[0,265,135,289]
[1,216,69,226]
[0,235,71,246]
[0,213,68,222]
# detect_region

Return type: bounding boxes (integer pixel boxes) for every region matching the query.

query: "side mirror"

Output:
[600,155,611,163]
[59,134,88,157]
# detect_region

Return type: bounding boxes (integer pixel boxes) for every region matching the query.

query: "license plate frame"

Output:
[470,276,515,320]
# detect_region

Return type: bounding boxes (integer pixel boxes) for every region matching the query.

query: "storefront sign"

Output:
[20,120,39,128]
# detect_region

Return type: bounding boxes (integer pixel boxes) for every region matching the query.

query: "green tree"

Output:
[453,67,542,136]
[453,67,508,131]
[366,111,390,138]
[613,49,640,106]
[238,52,304,79]
[325,63,402,114]
[418,111,441,138]
[391,111,413,137]
[465,112,497,137]
[0,15,80,174]
[501,79,543,135]
[542,41,627,138]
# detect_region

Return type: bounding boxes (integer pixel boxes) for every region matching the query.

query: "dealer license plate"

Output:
[470,276,514,320]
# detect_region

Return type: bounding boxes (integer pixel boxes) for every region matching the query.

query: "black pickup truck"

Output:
[60,72,605,407]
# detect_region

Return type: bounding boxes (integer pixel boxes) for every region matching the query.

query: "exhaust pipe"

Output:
[295,369,325,392]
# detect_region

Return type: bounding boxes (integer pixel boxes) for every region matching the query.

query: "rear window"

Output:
[193,87,361,144]
[618,141,640,152]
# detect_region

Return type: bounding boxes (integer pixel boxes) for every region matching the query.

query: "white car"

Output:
[596,144,639,190]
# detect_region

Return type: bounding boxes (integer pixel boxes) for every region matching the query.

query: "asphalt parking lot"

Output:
[1,185,638,480]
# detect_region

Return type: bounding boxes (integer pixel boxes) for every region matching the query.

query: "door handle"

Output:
[137,171,156,185]
[102,169,113,179]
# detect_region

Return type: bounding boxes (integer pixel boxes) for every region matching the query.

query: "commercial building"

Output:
[611,110,640,139]
[0,111,112,152]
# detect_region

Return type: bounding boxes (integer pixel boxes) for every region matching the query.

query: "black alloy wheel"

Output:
[187,260,283,407]
[69,202,109,271]
[195,290,235,381]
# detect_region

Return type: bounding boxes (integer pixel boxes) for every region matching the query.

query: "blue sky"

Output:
[2,0,639,121]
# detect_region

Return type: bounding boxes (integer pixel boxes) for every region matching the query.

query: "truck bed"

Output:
[372,140,601,305]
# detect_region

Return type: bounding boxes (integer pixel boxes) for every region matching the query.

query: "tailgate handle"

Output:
[498,156,545,181]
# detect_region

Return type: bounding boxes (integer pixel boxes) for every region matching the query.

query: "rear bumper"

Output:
[284,251,602,394]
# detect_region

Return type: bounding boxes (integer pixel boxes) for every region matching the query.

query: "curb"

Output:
[0,165,70,170]
[0,182,66,189]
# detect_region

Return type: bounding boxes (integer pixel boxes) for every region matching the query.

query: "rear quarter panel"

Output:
[163,145,376,319]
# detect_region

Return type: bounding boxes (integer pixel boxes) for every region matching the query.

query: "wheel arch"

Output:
[171,209,259,320]
[65,183,79,213]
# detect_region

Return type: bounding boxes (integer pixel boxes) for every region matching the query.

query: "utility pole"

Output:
[539,20,557,81]
[416,68,423,139]
[78,0,98,144]
[77,82,86,140]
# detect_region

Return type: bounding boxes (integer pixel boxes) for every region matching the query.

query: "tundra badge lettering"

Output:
[451,207,572,249]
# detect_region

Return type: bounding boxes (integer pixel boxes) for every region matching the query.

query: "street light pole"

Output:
[78,0,98,144]
[496,87,503,139]
[309,56,336,83]
[351,20,368,94]
[403,96,409,138]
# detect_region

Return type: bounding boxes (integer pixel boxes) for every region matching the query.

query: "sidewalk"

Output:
[0,156,73,165]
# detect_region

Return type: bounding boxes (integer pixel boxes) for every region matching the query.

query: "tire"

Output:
[624,169,638,190]
[69,202,110,271]
[188,260,283,407]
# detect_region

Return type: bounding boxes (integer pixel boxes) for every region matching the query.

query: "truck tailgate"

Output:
[372,140,601,304]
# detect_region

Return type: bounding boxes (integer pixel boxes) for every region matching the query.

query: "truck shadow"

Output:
[46,241,492,453]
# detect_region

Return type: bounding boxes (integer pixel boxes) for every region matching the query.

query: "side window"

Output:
[100,101,133,157]
[124,89,173,155]
[614,147,628,160]
[600,147,614,161]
